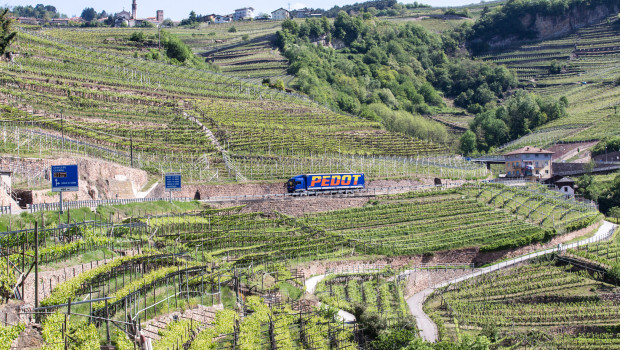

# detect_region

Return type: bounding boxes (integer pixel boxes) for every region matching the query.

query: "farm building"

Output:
[555,177,575,196]
[504,146,553,180]
[271,8,290,20]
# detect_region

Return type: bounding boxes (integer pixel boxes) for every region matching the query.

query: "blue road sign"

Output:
[51,165,79,192]
[165,172,182,191]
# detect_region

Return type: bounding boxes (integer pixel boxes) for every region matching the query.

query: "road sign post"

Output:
[165,172,182,202]
[51,165,79,214]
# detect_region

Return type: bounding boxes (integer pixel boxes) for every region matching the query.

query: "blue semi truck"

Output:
[286,173,365,193]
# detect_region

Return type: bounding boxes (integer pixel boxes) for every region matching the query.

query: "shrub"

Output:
[129,31,145,42]
[228,26,237,33]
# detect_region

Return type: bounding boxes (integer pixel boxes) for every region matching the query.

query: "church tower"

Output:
[131,0,137,19]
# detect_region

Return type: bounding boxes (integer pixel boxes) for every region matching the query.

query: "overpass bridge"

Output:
[468,156,506,169]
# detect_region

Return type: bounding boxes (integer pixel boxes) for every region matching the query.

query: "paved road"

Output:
[406,287,437,342]
[304,274,356,323]
[305,275,325,295]
[407,220,617,343]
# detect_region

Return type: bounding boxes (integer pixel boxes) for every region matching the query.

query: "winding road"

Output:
[407,220,617,342]
[304,274,357,323]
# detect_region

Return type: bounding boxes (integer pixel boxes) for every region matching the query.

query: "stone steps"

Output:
[140,304,223,343]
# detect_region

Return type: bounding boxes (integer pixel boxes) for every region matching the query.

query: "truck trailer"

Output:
[286,173,365,193]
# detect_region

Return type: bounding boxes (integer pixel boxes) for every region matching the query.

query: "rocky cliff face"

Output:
[521,4,618,39]
[488,4,619,49]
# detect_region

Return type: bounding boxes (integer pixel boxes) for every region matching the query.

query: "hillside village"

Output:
[12,1,323,27]
[0,0,620,349]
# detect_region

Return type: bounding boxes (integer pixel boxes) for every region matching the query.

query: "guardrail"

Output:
[469,156,506,162]
[0,206,10,215]
[28,197,192,213]
[556,164,620,176]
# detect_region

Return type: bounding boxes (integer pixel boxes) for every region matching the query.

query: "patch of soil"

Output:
[12,324,43,350]
[549,141,597,161]
[239,197,369,216]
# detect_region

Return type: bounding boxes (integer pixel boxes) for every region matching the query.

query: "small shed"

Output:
[555,177,575,196]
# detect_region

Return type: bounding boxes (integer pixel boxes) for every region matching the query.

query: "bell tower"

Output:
[131,0,137,19]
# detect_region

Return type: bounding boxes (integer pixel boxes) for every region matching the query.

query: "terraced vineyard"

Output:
[39,24,292,84]
[148,210,354,266]
[0,26,460,184]
[462,183,602,233]
[486,15,620,151]
[567,230,620,267]
[304,185,600,256]
[0,179,608,349]
[425,260,620,348]
[314,273,410,321]
[0,205,358,350]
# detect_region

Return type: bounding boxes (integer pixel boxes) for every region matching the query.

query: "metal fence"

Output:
[28,197,192,213]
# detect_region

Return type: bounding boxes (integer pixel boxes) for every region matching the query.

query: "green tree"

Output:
[274,79,285,91]
[609,206,620,223]
[80,7,97,21]
[281,19,299,34]
[0,9,16,56]
[460,130,477,155]
[549,60,563,74]
[372,329,418,350]
[600,174,620,215]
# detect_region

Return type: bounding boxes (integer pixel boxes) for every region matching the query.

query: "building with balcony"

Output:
[504,146,553,180]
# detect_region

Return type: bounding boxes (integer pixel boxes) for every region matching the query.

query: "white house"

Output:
[271,8,290,21]
[214,15,233,23]
[234,7,254,21]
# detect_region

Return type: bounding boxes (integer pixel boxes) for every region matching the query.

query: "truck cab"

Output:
[287,175,306,193]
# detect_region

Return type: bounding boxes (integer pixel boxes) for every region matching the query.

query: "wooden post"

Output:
[34,222,39,322]
[21,241,25,300]
[105,299,111,346]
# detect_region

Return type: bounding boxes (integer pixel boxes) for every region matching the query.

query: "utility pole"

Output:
[60,113,64,150]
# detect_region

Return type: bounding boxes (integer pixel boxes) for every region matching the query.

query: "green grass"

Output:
[0,200,204,231]
[39,247,118,271]
[278,282,303,301]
